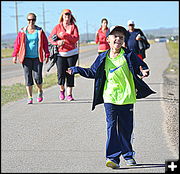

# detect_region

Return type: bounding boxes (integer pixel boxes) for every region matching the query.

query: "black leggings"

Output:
[56,54,78,87]
[22,57,43,86]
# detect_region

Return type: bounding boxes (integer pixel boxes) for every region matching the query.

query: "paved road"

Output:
[1,44,98,86]
[2,43,178,173]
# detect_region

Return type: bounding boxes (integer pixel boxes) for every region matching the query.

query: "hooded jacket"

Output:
[95,27,110,52]
[70,47,156,110]
[12,25,50,63]
[48,22,79,52]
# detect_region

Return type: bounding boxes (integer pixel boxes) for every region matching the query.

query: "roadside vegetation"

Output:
[1,43,96,58]
[1,73,57,105]
[166,41,179,75]
[1,48,14,58]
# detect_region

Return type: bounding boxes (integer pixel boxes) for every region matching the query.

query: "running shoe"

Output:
[59,90,65,100]
[125,158,137,166]
[106,159,120,169]
[37,91,43,102]
[66,95,74,101]
[27,97,33,104]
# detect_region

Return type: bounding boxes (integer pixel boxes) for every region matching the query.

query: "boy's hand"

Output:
[140,66,150,78]
[66,68,72,75]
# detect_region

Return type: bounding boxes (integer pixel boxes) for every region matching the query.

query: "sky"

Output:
[1,1,179,35]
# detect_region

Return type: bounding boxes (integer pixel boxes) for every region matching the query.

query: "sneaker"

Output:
[125,158,137,166]
[106,159,120,169]
[59,90,65,100]
[37,91,43,102]
[27,97,33,104]
[66,95,74,101]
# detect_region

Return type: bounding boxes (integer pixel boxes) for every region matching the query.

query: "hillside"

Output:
[1,27,179,45]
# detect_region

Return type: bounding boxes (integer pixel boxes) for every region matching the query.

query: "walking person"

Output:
[67,25,156,169]
[12,13,49,104]
[48,9,79,101]
[125,20,150,60]
[95,18,110,55]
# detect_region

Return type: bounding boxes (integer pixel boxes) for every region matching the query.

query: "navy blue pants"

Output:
[104,103,135,164]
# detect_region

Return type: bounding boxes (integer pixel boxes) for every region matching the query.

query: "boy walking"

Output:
[66,26,156,169]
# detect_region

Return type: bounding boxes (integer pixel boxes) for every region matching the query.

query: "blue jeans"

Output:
[104,103,135,164]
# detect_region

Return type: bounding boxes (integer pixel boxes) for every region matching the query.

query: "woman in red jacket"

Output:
[95,18,110,54]
[12,13,49,104]
[48,9,79,101]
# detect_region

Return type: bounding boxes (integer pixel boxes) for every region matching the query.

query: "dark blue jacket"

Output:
[70,47,156,110]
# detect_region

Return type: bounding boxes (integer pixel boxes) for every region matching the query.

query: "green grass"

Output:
[1,73,58,106]
[166,41,179,75]
[166,41,179,59]
[1,72,80,106]
[1,43,96,58]
[1,48,14,58]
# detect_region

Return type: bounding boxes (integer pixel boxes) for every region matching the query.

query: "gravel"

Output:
[162,72,179,155]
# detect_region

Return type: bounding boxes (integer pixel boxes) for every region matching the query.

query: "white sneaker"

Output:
[126,158,137,166]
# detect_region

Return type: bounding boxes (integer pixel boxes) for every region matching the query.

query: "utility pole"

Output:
[15,1,18,34]
[10,1,23,35]
[42,3,46,33]
[86,20,89,43]
[39,3,49,34]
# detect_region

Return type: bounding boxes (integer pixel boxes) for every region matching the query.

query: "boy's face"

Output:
[107,31,125,50]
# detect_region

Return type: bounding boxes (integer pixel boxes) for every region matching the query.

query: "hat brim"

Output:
[107,26,127,37]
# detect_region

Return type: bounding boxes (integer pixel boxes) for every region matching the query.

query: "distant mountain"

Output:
[1,32,50,42]
[1,27,178,44]
[1,32,93,42]
[143,27,179,37]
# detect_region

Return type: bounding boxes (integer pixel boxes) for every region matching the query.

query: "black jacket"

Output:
[126,28,150,59]
[70,48,156,110]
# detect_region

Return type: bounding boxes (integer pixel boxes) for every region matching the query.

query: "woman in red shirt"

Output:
[48,9,79,101]
[95,18,110,54]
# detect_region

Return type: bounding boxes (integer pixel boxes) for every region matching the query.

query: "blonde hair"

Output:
[58,13,76,24]
[27,13,36,20]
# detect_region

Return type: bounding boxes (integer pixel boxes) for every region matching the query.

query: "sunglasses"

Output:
[65,13,71,15]
[27,19,36,22]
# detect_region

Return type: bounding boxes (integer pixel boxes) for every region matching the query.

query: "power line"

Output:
[39,3,50,33]
[10,1,23,34]
[86,20,89,42]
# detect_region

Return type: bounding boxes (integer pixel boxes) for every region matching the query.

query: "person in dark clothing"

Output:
[125,20,150,60]
[66,25,156,169]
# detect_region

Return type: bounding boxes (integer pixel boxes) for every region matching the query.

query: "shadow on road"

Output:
[33,99,93,105]
[114,163,165,170]
[148,82,164,85]
[31,97,176,105]
[137,96,178,102]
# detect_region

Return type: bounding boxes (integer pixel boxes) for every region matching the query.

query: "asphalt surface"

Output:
[1,43,179,173]
[1,44,98,85]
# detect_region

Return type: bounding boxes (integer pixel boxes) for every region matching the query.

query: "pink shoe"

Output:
[27,98,33,104]
[59,90,65,100]
[37,97,43,102]
[66,95,74,101]
[37,91,43,102]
